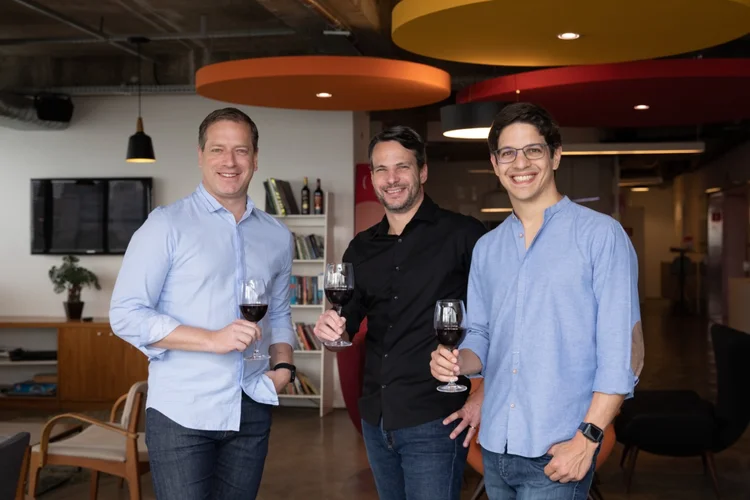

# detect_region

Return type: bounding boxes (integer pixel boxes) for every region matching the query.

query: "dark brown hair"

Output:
[487,102,562,153]
[367,125,426,170]
[198,107,259,152]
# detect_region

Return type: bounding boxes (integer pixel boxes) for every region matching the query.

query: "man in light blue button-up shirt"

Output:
[110,108,296,500]
[431,102,644,500]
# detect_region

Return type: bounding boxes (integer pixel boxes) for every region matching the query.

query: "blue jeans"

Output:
[481,446,599,500]
[145,393,272,500]
[361,417,469,500]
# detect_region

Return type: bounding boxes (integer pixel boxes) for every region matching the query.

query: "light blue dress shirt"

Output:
[110,183,296,431]
[460,196,641,458]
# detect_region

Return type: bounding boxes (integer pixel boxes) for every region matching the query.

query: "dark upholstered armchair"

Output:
[336,318,368,434]
[614,323,750,498]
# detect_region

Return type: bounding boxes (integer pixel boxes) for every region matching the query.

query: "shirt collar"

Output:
[509,195,571,222]
[196,182,255,218]
[372,194,439,238]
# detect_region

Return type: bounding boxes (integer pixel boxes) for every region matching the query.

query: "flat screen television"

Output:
[31,177,153,255]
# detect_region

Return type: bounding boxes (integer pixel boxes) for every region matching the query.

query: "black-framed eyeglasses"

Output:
[492,143,549,164]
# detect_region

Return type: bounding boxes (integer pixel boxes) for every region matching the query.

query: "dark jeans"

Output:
[361,416,469,500]
[145,393,272,500]
[481,446,599,500]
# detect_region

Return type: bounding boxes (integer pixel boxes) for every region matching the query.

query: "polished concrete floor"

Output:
[5,300,750,499]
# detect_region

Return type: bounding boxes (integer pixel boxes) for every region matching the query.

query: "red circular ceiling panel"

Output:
[456,59,750,127]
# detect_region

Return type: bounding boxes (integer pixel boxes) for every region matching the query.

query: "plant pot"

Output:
[64,301,84,320]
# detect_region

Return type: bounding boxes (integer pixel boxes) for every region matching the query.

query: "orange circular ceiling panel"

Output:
[391,0,750,67]
[195,56,451,111]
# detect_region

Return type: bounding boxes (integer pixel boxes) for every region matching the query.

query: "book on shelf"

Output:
[263,178,300,216]
[292,232,324,260]
[290,275,324,305]
[293,322,321,351]
[281,371,319,396]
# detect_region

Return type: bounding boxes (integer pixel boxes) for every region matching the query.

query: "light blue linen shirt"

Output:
[110,183,296,431]
[460,196,641,457]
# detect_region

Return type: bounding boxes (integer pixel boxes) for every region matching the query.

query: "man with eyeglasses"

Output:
[430,102,644,499]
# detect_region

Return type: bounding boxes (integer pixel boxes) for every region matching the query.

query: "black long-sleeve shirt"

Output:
[341,195,487,430]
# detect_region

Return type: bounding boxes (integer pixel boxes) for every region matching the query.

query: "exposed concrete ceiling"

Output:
[0,0,748,174]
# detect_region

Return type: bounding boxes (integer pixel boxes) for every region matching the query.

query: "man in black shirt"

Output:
[313,126,487,500]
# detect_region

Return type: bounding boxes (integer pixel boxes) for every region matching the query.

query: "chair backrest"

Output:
[711,323,750,452]
[0,432,31,500]
[119,381,148,433]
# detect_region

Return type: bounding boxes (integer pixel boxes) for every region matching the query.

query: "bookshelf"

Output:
[270,194,334,417]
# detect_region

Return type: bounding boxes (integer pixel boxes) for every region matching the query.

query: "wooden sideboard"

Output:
[0,317,148,410]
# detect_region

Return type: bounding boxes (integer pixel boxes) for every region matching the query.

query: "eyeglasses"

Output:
[492,143,549,164]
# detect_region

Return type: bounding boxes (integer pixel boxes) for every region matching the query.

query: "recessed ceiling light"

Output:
[316,92,332,98]
[557,32,580,40]
[634,104,650,110]
[631,187,650,192]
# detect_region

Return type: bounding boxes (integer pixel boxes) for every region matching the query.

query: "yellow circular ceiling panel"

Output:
[392,0,750,67]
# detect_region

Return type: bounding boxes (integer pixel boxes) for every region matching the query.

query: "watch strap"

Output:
[273,362,296,382]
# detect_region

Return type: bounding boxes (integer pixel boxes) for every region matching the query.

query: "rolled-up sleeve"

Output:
[591,221,643,397]
[459,244,490,376]
[109,208,180,360]
[267,231,296,347]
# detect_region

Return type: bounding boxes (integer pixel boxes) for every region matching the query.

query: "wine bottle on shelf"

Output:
[314,178,324,215]
[301,177,310,215]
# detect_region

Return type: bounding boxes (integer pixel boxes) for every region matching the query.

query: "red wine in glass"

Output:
[240,279,269,361]
[434,299,468,393]
[435,327,466,348]
[240,304,268,323]
[323,263,354,348]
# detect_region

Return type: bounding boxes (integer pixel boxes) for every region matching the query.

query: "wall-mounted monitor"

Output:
[31,177,153,255]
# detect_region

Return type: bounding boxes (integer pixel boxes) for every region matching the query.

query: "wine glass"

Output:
[434,299,468,393]
[240,278,269,361]
[323,263,354,348]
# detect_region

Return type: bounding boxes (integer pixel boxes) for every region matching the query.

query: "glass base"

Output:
[437,382,467,393]
[323,339,352,348]
[244,352,270,361]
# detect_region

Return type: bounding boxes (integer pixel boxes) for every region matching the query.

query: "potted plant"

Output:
[48,255,101,320]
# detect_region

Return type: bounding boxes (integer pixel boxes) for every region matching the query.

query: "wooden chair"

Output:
[25,381,149,500]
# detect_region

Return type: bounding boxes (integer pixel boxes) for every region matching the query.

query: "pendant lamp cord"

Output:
[137,41,142,118]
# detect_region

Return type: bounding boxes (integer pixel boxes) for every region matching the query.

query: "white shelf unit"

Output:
[272,196,334,417]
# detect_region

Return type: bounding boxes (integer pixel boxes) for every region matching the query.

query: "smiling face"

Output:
[370,140,427,214]
[490,122,561,205]
[198,119,257,204]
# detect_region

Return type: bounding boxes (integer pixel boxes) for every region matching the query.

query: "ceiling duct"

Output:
[0,92,74,130]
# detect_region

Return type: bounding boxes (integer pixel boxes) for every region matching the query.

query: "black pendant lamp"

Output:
[126,37,155,163]
[440,101,507,140]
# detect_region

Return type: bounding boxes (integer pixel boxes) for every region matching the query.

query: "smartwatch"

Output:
[578,422,604,444]
[273,362,296,383]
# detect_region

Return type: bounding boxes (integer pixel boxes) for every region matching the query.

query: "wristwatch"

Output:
[273,362,296,383]
[578,422,604,443]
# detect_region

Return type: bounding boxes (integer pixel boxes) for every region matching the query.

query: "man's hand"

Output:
[264,368,292,394]
[210,320,261,354]
[443,385,483,447]
[430,345,461,382]
[313,310,346,343]
[543,433,598,483]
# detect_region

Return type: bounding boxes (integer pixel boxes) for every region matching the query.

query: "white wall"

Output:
[0,94,356,405]
[0,94,355,316]
[621,186,679,299]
